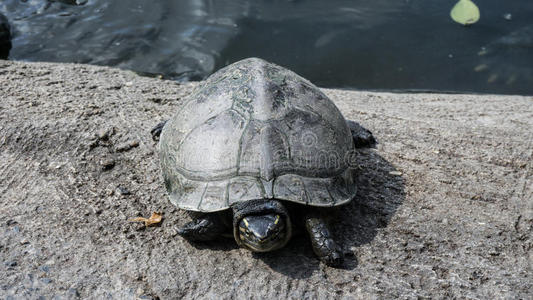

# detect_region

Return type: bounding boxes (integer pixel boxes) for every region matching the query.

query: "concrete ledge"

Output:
[1,60,532,299]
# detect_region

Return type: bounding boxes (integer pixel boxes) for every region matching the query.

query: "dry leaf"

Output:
[129,212,163,226]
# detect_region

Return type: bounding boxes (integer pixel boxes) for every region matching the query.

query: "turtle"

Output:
[152,57,375,267]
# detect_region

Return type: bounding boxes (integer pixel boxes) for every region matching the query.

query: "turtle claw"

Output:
[315,237,344,267]
[305,215,345,268]
[320,248,344,267]
[346,120,376,148]
[177,216,225,242]
[150,120,167,142]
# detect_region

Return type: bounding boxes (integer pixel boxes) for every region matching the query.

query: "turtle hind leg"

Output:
[304,214,344,267]
[150,120,167,141]
[346,120,376,148]
[178,213,227,242]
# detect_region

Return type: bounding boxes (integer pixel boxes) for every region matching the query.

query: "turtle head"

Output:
[237,213,288,252]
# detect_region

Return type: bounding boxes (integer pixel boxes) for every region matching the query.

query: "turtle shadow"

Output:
[258,147,405,278]
[184,240,239,252]
[170,144,404,279]
[252,236,321,279]
[337,147,406,250]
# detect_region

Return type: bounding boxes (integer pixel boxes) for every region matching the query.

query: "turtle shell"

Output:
[159,58,357,212]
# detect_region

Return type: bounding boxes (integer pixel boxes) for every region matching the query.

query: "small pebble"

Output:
[389,171,403,176]
[148,97,162,103]
[69,288,80,298]
[4,261,17,267]
[97,127,115,141]
[503,13,512,20]
[39,265,50,273]
[115,140,140,152]
[101,158,115,170]
[106,84,123,90]
[118,186,131,195]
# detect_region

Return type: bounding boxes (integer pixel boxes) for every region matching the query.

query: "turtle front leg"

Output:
[346,120,376,148]
[178,213,227,242]
[150,120,167,141]
[304,214,344,267]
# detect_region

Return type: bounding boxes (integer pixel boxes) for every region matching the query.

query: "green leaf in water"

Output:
[450,0,480,25]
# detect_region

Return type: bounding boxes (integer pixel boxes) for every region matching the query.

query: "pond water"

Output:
[2,0,533,95]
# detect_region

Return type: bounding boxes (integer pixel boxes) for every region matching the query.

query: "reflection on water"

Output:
[1,0,532,94]
[475,25,533,89]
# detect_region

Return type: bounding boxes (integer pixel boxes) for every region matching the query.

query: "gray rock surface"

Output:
[1,60,532,299]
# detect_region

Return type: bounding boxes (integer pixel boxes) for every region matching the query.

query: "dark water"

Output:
[2,0,533,95]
